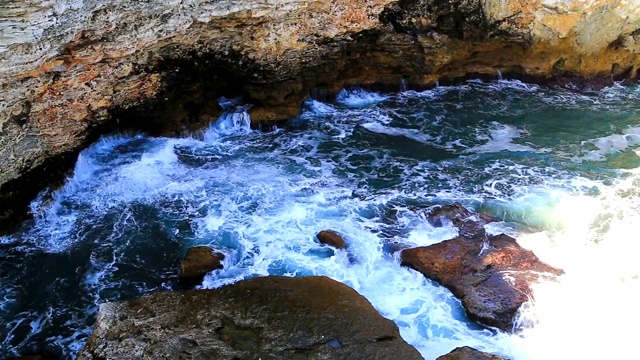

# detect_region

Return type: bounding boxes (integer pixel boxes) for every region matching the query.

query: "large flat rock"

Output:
[402,233,562,332]
[78,276,422,360]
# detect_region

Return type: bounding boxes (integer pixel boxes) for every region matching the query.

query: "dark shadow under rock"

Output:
[78,276,422,360]
[437,346,508,360]
[401,233,562,332]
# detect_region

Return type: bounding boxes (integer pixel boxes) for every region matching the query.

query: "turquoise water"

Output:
[2,80,640,359]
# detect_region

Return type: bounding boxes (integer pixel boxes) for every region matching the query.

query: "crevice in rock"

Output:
[374,335,397,342]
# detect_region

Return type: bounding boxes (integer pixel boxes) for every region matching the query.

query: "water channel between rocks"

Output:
[2,80,640,359]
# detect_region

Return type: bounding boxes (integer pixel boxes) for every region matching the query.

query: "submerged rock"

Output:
[316,230,347,249]
[178,246,224,287]
[421,203,498,238]
[78,276,422,360]
[402,233,562,331]
[437,346,507,360]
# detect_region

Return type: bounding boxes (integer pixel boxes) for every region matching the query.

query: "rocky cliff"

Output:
[2,0,640,233]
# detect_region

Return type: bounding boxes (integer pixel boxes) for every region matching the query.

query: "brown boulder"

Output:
[437,346,507,360]
[78,276,422,360]
[178,246,224,286]
[317,230,347,249]
[401,233,562,331]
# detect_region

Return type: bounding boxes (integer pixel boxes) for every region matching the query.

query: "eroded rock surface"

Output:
[78,275,422,360]
[437,346,507,360]
[3,0,640,233]
[402,233,562,331]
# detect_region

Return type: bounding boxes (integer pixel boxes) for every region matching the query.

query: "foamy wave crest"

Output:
[302,99,337,116]
[336,88,387,108]
[203,106,252,142]
[362,122,433,143]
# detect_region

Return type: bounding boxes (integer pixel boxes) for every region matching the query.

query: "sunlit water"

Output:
[2,80,640,359]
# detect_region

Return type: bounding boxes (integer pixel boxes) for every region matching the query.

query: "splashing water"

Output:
[2,82,640,359]
[336,88,387,108]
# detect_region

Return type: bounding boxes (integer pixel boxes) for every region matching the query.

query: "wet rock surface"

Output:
[402,205,563,332]
[437,346,507,360]
[178,246,225,288]
[316,230,347,249]
[77,276,422,360]
[420,203,498,238]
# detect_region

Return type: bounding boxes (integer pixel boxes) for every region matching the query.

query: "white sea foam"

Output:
[578,125,640,162]
[303,99,337,116]
[336,88,387,108]
[467,122,543,154]
[505,170,640,359]
[203,107,252,142]
[489,79,541,92]
[362,122,434,143]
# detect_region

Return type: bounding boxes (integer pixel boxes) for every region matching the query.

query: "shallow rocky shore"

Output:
[74,203,560,359]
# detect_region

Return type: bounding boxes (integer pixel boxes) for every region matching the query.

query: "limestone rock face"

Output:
[77,276,422,360]
[401,234,563,332]
[436,346,507,360]
[2,0,640,233]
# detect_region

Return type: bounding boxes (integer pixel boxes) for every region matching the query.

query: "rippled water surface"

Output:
[2,80,640,359]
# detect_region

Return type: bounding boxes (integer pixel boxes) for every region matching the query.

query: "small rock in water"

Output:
[77,276,422,360]
[402,231,563,331]
[421,202,498,238]
[437,346,507,359]
[178,246,224,287]
[316,230,347,249]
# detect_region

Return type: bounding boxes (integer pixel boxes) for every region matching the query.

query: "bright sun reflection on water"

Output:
[514,169,640,359]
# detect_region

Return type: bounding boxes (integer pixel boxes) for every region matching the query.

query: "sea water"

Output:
[1,80,639,359]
